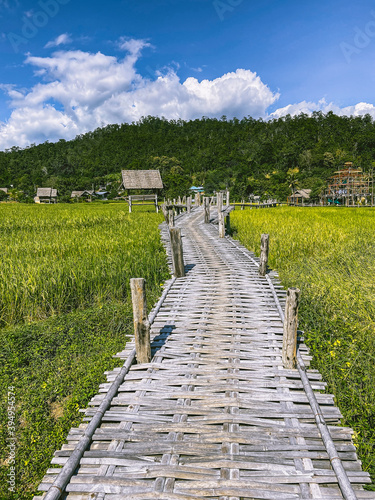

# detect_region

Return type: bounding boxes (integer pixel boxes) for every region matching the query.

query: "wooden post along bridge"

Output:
[34,199,374,500]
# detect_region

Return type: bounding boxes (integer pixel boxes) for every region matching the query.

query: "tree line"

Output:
[1,111,374,202]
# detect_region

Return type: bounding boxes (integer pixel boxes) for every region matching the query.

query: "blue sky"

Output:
[0,0,375,149]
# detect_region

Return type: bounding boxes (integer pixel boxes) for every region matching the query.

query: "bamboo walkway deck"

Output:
[35,207,375,500]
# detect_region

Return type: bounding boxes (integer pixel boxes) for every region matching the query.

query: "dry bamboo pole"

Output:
[161,203,168,223]
[282,287,300,369]
[196,192,201,206]
[218,211,225,238]
[169,227,185,277]
[259,233,269,276]
[225,213,231,233]
[187,196,192,214]
[128,195,132,213]
[168,209,175,228]
[204,197,210,223]
[130,278,151,364]
[217,192,223,211]
[226,189,230,207]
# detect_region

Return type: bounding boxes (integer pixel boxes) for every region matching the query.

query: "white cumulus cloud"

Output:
[44,33,73,49]
[271,98,375,120]
[0,41,279,149]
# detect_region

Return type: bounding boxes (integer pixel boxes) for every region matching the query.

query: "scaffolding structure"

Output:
[321,162,373,206]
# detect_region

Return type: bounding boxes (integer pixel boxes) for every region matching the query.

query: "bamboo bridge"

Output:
[34,204,375,500]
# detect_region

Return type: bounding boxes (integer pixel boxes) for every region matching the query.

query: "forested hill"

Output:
[1,112,375,201]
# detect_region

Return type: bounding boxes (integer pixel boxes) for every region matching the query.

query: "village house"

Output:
[71,190,95,201]
[288,188,311,206]
[35,187,58,204]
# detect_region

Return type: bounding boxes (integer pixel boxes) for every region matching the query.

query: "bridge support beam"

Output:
[282,287,300,369]
[204,197,210,223]
[130,278,151,364]
[218,211,225,238]
[259,233,269,276]
[168,209,175,228]
[170,227,185,278]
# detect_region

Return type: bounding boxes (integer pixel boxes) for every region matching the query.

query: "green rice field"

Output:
[0,203,169,499]
[231,206,375,488]
[1,203,374,497]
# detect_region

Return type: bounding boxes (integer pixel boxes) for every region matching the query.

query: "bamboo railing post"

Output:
[170,228,185,277]
[225,213,231,233]
[196,192,201,206]
[161,203,168,223]
[259,233,269,276]
[218,211,225,238]
[217,192,223,211]
[204,197,210,223]
[187,196,192,214]
[130,278,151,364]
[226,190,230,208]
[128,195,132,213]
[282,288,301,369]
[168,209,175,228]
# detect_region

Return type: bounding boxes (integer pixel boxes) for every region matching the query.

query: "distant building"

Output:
[288,189,311,206]
[120,169,163,212]
[189,186,204,193]
[0,188,8,194]
[35,188,58,204]
[321,163,372,206]
[71,190,95,201]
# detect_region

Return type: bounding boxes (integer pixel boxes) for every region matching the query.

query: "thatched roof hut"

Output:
[120,170,163,190]
[71,190,94,198]
[291,189,311,199]
[37,187,57,198]
[35,187,58,203]
[288,188,311,206]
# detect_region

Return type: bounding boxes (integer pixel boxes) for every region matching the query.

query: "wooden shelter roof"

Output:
[37,187,57,198]
[71,190,94,198]
[0,187,8,194]
[291,189,311,199]
[121,170,163,190]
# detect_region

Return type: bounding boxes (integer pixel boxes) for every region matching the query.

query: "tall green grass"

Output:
[0,204,170,499]
[0,204,168,327]
[231,207,375,487]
